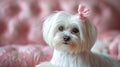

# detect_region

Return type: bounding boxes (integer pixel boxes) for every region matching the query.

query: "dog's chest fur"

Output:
[51,50,119,67]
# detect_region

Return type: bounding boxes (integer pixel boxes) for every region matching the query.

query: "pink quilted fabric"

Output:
[0,0,80,67]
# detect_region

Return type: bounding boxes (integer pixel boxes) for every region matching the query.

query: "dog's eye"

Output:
[72,28,79,33]
[58,26,64,31]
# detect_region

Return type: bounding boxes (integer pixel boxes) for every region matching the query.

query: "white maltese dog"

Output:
[36,11,120,67]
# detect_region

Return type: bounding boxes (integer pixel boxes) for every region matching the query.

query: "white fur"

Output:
[36,11,120,67]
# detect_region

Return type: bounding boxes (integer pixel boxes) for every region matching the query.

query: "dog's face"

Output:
[43,11,97,53]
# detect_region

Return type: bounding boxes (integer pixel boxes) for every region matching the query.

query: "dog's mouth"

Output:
[63,41,70,45]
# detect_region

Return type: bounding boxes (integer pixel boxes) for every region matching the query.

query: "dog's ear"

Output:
[42,13,56,47]
[79,18,97,50]
[84,21,97,49]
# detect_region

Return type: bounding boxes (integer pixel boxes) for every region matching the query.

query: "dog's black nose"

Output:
[63,36,71,41]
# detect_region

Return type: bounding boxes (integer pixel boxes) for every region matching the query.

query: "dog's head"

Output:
[43,11,97,53]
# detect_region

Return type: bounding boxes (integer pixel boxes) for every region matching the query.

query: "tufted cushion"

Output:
[0,45,53,67]
[0,0,80,67]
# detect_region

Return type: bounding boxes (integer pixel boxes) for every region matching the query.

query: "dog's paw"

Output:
[35,62,55,67]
